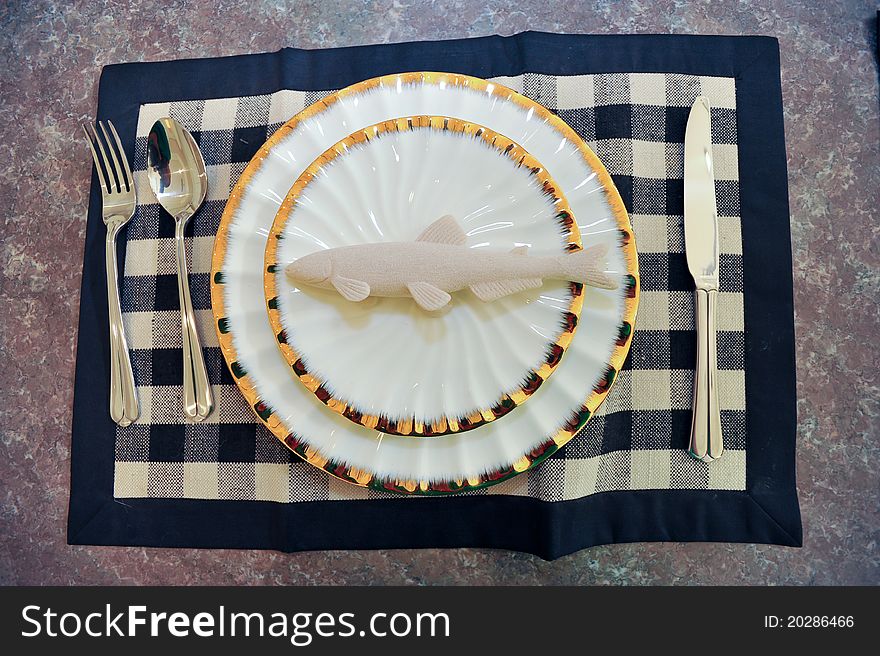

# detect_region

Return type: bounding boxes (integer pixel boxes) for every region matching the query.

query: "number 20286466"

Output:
[764,616,854,628]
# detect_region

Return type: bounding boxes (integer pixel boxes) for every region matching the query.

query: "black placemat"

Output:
[68,31,800,559]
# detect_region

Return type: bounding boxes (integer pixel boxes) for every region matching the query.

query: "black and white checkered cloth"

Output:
[114,72,746,503]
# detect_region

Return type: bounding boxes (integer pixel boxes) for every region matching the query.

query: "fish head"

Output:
[286,251,332,286]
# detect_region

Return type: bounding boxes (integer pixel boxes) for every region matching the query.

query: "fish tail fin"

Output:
[558,244,618,290]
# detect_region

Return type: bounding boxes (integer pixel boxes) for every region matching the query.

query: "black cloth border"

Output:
[68,31,800,559]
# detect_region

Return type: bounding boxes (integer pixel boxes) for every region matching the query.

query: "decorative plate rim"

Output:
[210,71,640,495]
[263,114,585,438]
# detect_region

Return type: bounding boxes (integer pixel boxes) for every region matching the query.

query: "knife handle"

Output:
[688,289,723,461]
[706,290,724,459]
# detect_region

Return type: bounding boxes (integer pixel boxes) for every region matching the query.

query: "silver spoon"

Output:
[146,117,213,421]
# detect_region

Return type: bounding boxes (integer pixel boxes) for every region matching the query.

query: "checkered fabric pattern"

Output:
[113,72,747,502]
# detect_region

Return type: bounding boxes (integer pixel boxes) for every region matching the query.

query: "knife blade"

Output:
[684,96,723,462]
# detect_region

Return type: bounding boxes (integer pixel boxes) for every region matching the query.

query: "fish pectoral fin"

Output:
[331,276,371,302]
[415,215,467,246]
[510,245,528,256]
[406,282,451,311]
[470,278,543,302]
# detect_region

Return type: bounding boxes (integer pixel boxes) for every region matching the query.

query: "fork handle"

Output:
[174,219,213,421]
[105,219,139,426]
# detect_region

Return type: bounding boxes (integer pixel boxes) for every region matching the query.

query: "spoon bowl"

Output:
[147,117,207,220]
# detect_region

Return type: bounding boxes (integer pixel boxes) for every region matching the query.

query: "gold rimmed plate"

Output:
[212,72,639,494]
[264,115,585,437]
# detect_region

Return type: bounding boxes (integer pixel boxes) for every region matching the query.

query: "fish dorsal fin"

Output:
[510,245,528,256]
[470,278,543,302]
[415,215,466,246]
[406,282,452,311]
[331,275,371,302]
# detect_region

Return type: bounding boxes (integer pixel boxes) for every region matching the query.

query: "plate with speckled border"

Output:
[211,72,639,495]
[263,115,587,438]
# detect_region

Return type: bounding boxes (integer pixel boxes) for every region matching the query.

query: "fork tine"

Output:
[99,121,126,194]
[82,123,110,195]
[86,122,119,193]
[106,121,133,192]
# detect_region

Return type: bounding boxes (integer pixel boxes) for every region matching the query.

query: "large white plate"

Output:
[264,115,585,438]
[211,72,639,494]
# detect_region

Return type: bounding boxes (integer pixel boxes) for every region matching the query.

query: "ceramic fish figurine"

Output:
[286,215,617,311]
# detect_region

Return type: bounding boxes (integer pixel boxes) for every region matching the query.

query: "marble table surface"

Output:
[1,0,877,585]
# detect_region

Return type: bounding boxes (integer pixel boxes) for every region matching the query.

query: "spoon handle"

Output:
[174,219,213,421]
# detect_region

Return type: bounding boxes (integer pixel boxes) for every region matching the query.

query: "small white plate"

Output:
[211,72,639,494]
[264,115,584,437]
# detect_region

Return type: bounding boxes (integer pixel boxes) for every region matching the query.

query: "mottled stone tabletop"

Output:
[1,0,877,585]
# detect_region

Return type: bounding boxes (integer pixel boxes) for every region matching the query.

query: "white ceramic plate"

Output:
[211,72,639,494]
[264,115,585,437]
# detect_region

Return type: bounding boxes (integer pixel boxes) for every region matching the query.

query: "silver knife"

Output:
[684,96,723,462]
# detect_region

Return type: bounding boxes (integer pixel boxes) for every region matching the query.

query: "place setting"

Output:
[68,32,800,557]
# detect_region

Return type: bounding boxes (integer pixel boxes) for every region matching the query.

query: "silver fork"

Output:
[83,120,139,427]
